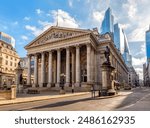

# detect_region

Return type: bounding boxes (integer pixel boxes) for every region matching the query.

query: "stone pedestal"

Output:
[11,85,17,99]
[59,89,65,94]
[101,63,115,96]
[65,82,70,87]
[47,83,52,88]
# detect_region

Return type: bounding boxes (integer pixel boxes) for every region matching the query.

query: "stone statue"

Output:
[19,74,23,84]
[18,61,21,67]
[104,46,110,64]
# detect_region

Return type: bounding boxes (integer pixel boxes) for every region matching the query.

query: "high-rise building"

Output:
[100,7,137,87]
[143,26,150,86]
[114,23,125,54]
[0,32,15,48]
[114,23,132,67]
[100,7,114,35]
[146,26,150,62]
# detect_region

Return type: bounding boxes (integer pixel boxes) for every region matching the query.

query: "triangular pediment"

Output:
[25,26,91,49]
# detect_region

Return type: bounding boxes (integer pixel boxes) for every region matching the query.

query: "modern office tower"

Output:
[146,26,150,62]
[114,23,125,54]
[114,23,132,67]
[0,32,15,48]
[100,7,114,35]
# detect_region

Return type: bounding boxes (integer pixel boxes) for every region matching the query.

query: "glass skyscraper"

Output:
[0,32,15,48]
[114,23,132,67]
[100,7,114,35]
[114,23,125,54]
[146,27,150,62]
[101,8,132,67]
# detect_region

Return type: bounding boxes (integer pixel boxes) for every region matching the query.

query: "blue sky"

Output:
[0,0,149,79]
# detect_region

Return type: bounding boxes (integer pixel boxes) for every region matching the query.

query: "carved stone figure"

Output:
[19,74,23,84]
[104,46,110,64]
[18,61,21,67]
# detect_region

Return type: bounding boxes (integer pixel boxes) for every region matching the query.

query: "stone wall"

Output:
[0,85,16,100]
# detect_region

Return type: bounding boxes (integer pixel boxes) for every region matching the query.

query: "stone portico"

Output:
[25,26,97,89]
[25,26,129,92]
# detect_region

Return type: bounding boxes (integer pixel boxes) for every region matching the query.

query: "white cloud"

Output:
[68,0,73,7]
[36,9,44,15]
[38,20,51,26]
[92,11,104,24]
[24,17,31,21]
[135,68,143,79]
[25,9,79,36]
[132,57,146,66]
[25,25,37,31]
[51,9,79,28]
[123,0,137,20]
[120,24,130,29]
[21,35,28,41]
[25,25,42,36]
[132,57,146,79]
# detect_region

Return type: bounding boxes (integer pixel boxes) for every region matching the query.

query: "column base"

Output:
[65,82,70,87]
[32,84,38,88]
[59,89,65,94]
[56,83,60,87]
[39,83,44,88]
[47,83,52,88]
[75,82,81,87]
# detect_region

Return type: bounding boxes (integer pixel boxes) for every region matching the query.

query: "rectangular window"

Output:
[10,61,12,66]
[5,60,8,65]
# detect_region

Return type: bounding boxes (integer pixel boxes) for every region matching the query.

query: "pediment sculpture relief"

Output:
[32,31,81,46]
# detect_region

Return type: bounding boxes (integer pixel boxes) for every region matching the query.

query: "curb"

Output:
[0,92,90,106]
[0,92,124,106]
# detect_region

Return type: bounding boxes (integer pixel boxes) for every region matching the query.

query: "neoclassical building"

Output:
[0,38,20,87]
[25,26,128,90]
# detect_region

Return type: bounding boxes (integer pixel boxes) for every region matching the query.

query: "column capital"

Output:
[86,42,91,47]
[41,51,46,54]
[34,53,40,57]
[56,48,62,52]
[65,46,70,50]
[75,44,80,49]
[27,54,32,58]
[66,47,70,52]
[48,50,53,54]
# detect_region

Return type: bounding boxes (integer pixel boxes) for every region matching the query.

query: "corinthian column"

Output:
[71,50,75,84]
[65,47,70,86]
[87,43,91,83]
[48,51,52,87]
[56,49,61,87]
[33,54,38,87]
[75,45,80,86]
[27,55,31,85]
[40,52,45,87]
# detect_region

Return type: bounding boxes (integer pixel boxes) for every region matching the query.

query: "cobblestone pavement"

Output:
[0,87,149,111]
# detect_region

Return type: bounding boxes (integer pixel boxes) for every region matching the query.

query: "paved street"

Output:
[0,87,150,111]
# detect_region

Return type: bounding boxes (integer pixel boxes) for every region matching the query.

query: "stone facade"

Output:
[0,40,20,87]
[25,26,129,90]
[128,66,139,87]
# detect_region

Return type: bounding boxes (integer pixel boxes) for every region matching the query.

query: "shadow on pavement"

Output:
[115,87,150,110]
[20,97,94,110]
